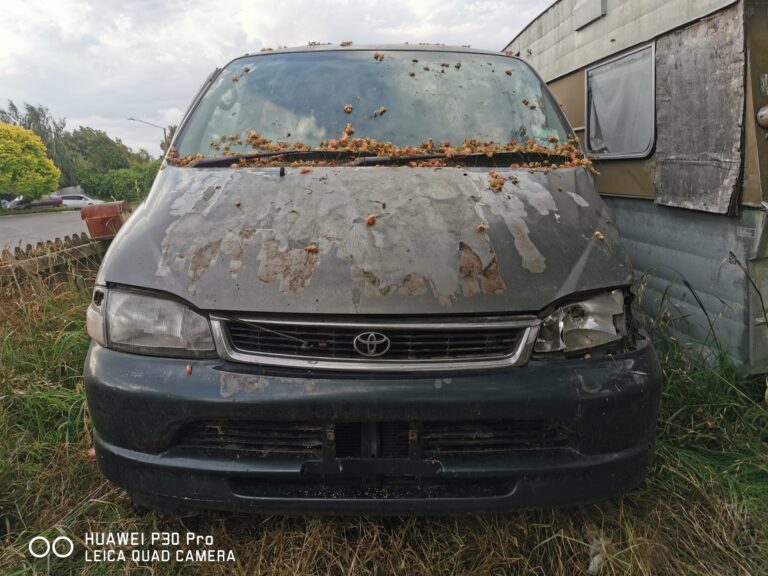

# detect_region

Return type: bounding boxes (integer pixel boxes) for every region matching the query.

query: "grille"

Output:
[422,420,569,456]
[171,419,569,459]
[223,320,525,362]
[172,421,324,458]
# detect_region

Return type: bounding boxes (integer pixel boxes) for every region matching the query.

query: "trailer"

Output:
[505,0,768,371]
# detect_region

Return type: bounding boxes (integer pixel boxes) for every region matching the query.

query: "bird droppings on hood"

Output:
[220,373,268,397]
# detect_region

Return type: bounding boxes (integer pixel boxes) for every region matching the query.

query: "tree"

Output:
[0,123,61,198]
[67,127,132,173]
[0,101,77,187]
[160,125,177,154]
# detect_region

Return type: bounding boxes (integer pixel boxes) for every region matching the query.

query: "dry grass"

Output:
[1,266,766,575]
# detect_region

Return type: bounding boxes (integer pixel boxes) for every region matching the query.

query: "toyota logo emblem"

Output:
[352,332,391,357]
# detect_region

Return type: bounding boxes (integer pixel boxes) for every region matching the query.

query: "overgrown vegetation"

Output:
[0,266,766,575]
[0,101,164,201]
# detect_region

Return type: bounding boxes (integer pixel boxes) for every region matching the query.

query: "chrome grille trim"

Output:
[210,316,540,372]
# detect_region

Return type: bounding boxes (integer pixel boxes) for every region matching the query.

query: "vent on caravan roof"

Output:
[573,0,607,30]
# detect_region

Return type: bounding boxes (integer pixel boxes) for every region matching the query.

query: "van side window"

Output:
[586,45,654,158]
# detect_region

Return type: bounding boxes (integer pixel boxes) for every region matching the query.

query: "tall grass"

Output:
[0,266,766,575]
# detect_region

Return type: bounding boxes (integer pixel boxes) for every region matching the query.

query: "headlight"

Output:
[535,289,625,354]
[86,287,215,357]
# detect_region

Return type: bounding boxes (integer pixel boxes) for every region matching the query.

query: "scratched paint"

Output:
[157,167,575,298]
[98,163,630,315]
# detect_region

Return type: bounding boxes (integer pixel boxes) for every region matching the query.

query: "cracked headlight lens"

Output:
[88,288,215,357]
[535,289,625,354]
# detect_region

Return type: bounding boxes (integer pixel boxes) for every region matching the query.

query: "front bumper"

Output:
[84,337,662,514]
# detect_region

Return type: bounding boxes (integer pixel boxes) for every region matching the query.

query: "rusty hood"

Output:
[97,165,632,315]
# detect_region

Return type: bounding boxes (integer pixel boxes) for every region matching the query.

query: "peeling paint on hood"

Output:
[97,165,632,315]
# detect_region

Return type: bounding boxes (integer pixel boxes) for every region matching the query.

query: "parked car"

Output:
[84,45,662,515]
[0,192,15,209]
[31,195,64,209]
[59,193,104,209]
[6,195,63,210]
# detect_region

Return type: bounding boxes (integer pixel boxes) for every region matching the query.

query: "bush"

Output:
[0,122,61,198]
[77,161,161,202]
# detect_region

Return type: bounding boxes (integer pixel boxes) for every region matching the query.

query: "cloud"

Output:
[0,0,551,154]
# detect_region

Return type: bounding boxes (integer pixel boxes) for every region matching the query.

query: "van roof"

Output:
[232,43,517,61]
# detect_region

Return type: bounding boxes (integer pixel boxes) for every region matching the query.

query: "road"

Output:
[0,211,89,250]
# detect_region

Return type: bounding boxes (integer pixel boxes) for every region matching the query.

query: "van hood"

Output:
[98,165,632,315]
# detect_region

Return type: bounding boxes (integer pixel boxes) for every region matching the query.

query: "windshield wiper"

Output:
[188,149,363,168]
[187,148,571,168]
[351,150,570,167]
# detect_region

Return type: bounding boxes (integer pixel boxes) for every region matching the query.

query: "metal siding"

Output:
[505,0,739,82]
[604,196,763,368]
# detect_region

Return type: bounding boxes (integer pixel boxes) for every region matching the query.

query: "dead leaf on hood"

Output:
[488,171,506,191]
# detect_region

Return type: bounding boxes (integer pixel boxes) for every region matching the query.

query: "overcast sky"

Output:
[0,0,550,155]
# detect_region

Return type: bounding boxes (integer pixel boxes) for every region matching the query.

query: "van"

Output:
[83,45,661,514]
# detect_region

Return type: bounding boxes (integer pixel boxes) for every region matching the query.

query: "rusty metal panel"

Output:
[654,4,745,214]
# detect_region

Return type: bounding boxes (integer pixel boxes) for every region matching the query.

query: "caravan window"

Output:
[586,45,654,158]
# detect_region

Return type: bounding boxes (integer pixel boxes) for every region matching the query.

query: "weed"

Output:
[1,265,766,575]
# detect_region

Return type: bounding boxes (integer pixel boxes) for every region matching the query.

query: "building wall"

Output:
[506,0,738,82]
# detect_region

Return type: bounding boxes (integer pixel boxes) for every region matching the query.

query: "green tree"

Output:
[67,127,133,173]
[0,123,61,197]
[0,101,77,187]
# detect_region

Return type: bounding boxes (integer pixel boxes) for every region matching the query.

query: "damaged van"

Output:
[84,45,661,514]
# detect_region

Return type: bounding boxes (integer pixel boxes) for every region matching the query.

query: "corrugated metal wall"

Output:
[605,196,765,368]
[506,0,738,82]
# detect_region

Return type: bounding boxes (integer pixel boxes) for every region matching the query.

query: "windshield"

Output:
[175,49,569,157]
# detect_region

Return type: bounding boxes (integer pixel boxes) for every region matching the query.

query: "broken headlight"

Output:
[86,287,215,357]
[534,289,626,354]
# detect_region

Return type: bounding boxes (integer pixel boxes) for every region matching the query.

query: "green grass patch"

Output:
[0,268,766,575]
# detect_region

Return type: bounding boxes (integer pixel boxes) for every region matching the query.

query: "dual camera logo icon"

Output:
[28,535,75,559]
